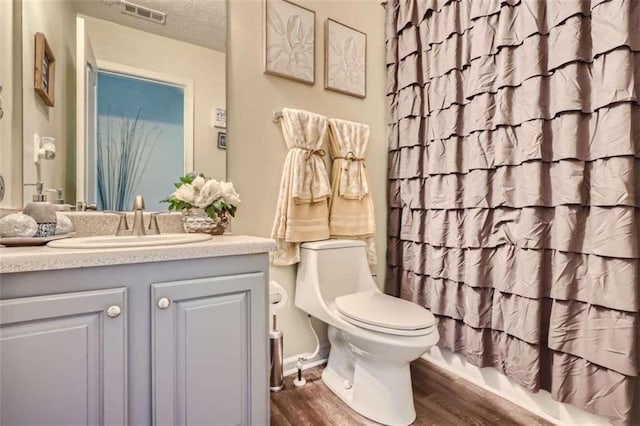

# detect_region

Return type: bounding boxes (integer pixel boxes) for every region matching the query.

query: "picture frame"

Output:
[217,132,227,150]
[325,19,366,98]
[34,32,56,107]
[264,0,315,85]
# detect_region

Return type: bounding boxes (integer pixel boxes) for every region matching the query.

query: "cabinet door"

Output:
[0,288,127,426]
[152,273,268,426]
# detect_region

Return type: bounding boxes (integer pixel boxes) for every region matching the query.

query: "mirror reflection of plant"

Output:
[161,173,240,221]
[97,106,161,211]
[267,10,314,79]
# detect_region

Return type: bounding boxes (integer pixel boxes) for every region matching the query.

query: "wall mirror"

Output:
[20,0,226,212]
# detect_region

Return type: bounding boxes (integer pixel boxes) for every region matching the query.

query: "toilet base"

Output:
[321,327,418,426]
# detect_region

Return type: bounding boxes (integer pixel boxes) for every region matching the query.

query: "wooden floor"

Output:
[270,359,553,426]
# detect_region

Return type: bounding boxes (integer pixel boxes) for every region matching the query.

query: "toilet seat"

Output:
[335,291,436,337]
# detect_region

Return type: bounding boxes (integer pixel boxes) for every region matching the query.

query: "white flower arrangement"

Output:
[162,173,240,220]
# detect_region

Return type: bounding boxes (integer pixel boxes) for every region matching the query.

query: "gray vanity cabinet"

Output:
[0,288,127,426]
[0,249,271,425]
[152,273,267,426]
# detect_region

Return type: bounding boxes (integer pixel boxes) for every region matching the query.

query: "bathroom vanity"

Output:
[0,235,275,425]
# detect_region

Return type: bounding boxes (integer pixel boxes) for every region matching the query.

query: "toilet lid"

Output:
[335,291,436,335]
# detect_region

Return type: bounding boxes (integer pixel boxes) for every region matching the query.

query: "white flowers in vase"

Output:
[162,173,240,220]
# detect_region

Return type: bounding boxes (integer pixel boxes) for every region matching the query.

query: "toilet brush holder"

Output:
[269,281,287,392]
[269,328,284,392]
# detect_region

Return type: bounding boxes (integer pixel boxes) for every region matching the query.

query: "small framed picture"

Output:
[264,0,315,85]
[34,32,56,106]
[217,132,227,150]
[325,19,366,98]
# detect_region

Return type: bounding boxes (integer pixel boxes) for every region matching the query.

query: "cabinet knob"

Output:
[157,297,171,309]
[106,305,122,318]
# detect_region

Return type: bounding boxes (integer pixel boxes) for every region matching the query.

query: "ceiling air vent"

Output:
[120,0,166,25]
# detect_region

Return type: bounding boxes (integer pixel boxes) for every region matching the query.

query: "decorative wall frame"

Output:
[34,32,56,106]
[325,19,366,98]
[264,0,315,85]
[217,132,227,150]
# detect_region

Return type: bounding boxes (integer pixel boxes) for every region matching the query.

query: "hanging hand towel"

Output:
[328,118,377,264]
[271,108,331,266]
[283,109,331,203]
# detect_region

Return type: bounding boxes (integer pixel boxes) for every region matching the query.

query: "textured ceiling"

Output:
[72,0,226,52]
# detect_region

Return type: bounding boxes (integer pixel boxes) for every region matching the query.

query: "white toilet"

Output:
[295,240,439,425]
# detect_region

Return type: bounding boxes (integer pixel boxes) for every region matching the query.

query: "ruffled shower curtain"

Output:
[384,0,640,423]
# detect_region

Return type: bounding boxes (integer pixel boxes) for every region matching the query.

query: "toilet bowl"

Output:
[295,240,439,425]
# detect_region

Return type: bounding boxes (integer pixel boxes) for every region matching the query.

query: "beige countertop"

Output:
[0,235,275,274]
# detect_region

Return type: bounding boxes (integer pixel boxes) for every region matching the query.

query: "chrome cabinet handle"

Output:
[157,297,171,309]
[106,305,122,318]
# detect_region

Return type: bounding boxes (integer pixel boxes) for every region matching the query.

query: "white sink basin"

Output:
[47,233,212,249]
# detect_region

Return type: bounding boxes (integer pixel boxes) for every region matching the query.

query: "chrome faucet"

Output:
[107,196,164,236]
[130,195,146,236]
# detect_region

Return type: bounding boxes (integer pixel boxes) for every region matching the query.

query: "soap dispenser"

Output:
[23,182,57,237]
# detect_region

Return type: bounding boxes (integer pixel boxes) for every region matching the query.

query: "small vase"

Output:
[181,208,228,235]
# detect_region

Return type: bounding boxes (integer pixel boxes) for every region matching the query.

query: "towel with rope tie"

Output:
[328,118,377,264]
[270,108,331,266]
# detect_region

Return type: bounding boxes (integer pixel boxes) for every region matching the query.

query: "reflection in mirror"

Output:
[21,0,226,211]
[94,71,189,211]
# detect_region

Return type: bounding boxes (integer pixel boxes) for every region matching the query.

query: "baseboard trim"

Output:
[283,345,330,377]
[422,347,610,426]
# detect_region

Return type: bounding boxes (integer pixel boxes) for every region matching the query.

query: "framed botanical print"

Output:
[264,0,315,85]
[325,19,366,98]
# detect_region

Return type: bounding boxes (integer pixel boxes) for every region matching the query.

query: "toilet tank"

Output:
[296,240,376,318]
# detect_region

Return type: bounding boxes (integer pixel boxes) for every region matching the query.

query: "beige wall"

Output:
[0,0,23,209]
[228,0,387,358]
[22,0,76,204]
[84,16,227,182]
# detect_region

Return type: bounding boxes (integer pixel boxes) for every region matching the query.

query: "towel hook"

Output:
[272,110,283,123]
